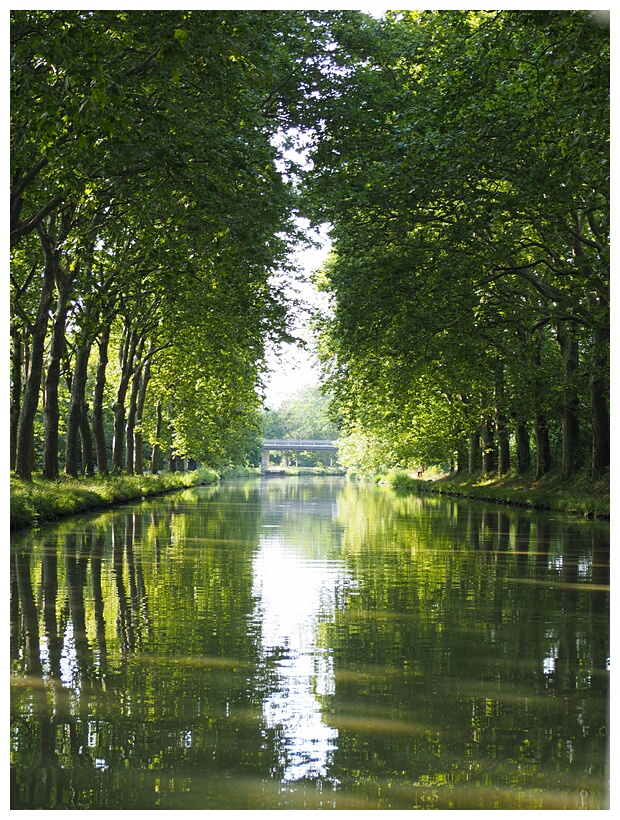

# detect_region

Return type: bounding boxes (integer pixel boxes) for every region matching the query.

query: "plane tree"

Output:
[10,9,369,478]
[12,10,607,480]
[306,10,608,479]
[10,9,186,478]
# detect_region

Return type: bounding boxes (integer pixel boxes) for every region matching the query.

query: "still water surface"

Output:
[10,477,609,809]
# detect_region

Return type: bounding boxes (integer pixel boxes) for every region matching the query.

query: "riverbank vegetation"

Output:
[9,465,268,531]
[10,468,218,530]
[386,469,610,519]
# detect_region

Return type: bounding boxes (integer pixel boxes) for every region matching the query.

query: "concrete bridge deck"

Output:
[262,439,338,450]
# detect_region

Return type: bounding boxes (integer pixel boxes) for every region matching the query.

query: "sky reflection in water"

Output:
[252,530,351,781]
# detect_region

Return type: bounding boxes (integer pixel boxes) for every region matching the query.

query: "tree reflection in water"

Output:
[10,478,609,809]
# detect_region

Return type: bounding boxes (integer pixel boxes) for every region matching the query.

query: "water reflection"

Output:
[253,483,356,784]
[253,541,334,778]
[10,477,609,809]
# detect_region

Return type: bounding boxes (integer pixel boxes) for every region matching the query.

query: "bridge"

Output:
[262,439,339,470]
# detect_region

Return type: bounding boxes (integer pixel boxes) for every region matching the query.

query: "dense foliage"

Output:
[261,385,340,440]
[9,9,367,479]
[305,11,609,481]
[259,386,340,467]
[10,10,609,485]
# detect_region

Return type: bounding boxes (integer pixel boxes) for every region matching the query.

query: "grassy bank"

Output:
[384,468,610,520]
[10,464,344,531]
[10,468,222,531]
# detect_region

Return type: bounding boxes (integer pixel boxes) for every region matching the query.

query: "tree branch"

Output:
[11,193,64,247]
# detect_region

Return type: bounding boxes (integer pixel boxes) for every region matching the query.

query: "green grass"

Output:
[12,464,608,530]
[10,467,220,531]
[386,467,610,519]
[218,465,262,478]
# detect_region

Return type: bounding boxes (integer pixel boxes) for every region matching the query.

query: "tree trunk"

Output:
[455,437,467,474]
[589,330,609,480]
[112,325,138,473]
[515,422,531,474]
[569,229,610,480]
[151,400,162,475]
[65,342,91,477]
[134,350,151,476]
[92,324,111,476]
[534,413,552,480]
[15,266,55,480]
[556,322,581,480]
[124,361,142,475]
[37,218,75,479]
[494,359,510,475]
[42,275,72,478]
[125,337,147,475]
[134,423,144,476]
[480,418,496,475]
[79,403,95,477]
[531,331,551,480]
[10,327,22,471]
[468,430,480,474]
[112,399,126,473]
[496,417,510,475]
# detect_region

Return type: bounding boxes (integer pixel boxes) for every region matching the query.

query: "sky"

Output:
[261,225,332,409]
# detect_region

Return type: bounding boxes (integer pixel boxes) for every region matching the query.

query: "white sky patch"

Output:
[263,224,332,409]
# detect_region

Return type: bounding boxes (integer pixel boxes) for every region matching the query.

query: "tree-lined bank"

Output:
[9,468,221,531]
[307,10,609,486]
[10,10,365,481]
[11,11,608,498]
[386,469,609,520]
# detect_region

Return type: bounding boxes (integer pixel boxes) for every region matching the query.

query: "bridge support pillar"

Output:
[262,448,270,470]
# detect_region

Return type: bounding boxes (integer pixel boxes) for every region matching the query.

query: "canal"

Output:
[10,476,609,810]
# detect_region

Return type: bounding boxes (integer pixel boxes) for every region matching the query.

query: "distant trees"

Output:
[262,385,339,440]
[10,9,365,479]
[306,11,609,480]
[260,386,339,466]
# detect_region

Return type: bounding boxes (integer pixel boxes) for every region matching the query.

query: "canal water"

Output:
[10,476,609,810]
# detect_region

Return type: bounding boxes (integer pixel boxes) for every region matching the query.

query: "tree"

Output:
[306,10,609,479]
[10,10,369,478]
[262,386,340,441]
